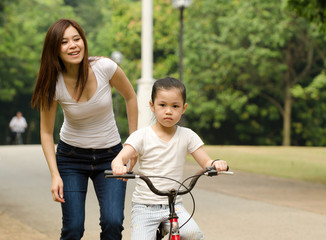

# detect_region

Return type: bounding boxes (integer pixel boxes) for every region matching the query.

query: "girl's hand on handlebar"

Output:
[111,158,128,175]
[51,175,65,203]
[112,165,128,175]
[112,164,129,182]
[112,144,137,175]
[212,159,228,172]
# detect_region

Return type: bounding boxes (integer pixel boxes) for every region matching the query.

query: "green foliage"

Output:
[184,0,326,145]
[0,0,75,102]
[92,0,142,81]
[0,0,76,144]
[286,0,326,32]
[1,0,326,146]
[292,73,326,145]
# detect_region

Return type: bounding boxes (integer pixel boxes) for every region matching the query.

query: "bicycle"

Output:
[104,166,233,240]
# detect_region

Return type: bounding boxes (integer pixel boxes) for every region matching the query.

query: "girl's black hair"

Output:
[151,77,186,104]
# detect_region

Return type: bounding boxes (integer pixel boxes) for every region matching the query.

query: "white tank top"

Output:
[55,57,121,149]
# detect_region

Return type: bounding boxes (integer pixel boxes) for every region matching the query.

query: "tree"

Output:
[0,0,75,143]
[291,72,326,146]
[184,0,326,145]
[92,0,180,140]
[1,0,326,146]
[0,0,75,101]
[286,0,326,32]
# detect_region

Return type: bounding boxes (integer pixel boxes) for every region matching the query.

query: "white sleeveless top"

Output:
[55,57,121,149]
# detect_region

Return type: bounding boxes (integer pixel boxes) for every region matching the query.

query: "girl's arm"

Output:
[191,146,228,171]
[110,66,138,134]
[40,101,65,203]
[111,144,137,175]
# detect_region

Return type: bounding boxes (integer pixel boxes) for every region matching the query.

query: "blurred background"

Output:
[1,0,326,147]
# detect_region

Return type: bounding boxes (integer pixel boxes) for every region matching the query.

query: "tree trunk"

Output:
[283,74,292,146]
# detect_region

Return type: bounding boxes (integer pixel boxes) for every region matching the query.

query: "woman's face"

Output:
[59,25,85,67]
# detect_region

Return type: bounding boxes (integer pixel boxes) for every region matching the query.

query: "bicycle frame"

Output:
[105,167,232,240]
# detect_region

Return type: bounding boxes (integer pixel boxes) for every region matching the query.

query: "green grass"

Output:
[189,146,326,185]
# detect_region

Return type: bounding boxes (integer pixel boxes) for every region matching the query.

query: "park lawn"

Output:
[188,146,326,185]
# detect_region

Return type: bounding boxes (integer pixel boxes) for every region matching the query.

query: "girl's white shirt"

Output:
[125,125,204,204]
[55,57,120,149]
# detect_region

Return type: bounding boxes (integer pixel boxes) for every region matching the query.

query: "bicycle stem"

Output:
[168,189,180,240]
[168,189,178,220]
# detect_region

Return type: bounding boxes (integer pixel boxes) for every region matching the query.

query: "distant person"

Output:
[9,111,27,144]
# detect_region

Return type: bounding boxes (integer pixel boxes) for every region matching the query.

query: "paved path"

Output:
[0,145,326,240]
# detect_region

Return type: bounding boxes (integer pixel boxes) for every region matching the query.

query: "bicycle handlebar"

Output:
[104,166,233,197]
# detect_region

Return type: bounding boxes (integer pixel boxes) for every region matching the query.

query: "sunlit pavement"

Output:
[1,145,326,240]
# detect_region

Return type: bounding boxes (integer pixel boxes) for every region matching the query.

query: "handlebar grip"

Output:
[207,165,229,171]
[104,170,136,179]
[205,165,230,176]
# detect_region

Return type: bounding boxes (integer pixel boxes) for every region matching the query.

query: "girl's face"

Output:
[59,25,85,67]
[150,88,187,128]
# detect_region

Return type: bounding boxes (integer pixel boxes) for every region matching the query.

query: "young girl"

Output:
[112,77,228,240]
[31,19,138,240]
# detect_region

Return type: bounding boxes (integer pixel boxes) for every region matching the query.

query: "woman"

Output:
[31,19,138,240]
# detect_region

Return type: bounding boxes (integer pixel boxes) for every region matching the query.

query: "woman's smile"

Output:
[59,25,85,66]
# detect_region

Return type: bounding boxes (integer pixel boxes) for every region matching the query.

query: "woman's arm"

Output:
[111,66,138,171]
[191,146,228,171]
[40,101,65,203]
[111,66,138,134]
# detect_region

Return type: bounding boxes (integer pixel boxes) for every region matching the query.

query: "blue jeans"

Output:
[56,140,126,240]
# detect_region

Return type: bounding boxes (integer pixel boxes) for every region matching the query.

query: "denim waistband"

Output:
[58,140,121,154]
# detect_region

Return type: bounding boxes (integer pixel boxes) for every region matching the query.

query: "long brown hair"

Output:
[31,19,90,110]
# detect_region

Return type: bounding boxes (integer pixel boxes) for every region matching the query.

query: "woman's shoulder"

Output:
[90,56,116,66]
[90,56,118,80]
[89,56,116,70]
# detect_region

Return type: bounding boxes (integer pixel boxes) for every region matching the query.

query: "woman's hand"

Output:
[51,175,65,203]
